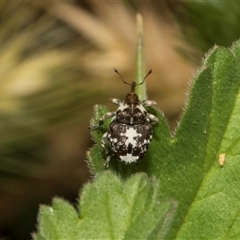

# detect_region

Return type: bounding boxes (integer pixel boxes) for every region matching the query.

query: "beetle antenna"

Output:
[136,69,152,86]
[114,68,131,86]
[114,68,152,87]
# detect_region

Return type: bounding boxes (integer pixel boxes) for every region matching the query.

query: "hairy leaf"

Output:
[34,172,176,239]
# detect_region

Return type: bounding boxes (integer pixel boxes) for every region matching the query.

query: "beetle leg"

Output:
[91,112,116,130]
[109,98,122,106]
[101,132,108,152]
[104,155,111,168]
[147,113,159,124]
[101,132,111,168]
[142,100,157,107]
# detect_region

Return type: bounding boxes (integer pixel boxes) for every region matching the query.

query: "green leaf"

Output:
[89,39,240,239]
[35,171,176,240]
[35,198,79,240]
[175,41,240,239]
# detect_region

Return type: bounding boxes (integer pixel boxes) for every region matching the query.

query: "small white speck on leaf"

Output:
[218,153,226,166]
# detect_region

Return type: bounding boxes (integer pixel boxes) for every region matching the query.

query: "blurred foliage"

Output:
[0,1,90,177]
[167,1,240,60]
[0,2,95,239]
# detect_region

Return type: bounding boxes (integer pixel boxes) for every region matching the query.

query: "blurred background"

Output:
[1,1,240,239]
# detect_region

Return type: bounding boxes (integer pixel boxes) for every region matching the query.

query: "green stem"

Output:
[135,13,147,101]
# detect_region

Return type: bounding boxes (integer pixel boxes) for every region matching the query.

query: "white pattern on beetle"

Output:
[120,153,138,163]
[137,104,147,113]
[117,103,146,113]
[117,103,128,111]
[124,127,139,146]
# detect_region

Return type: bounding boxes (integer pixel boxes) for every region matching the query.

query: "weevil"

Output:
[91,69,158,167]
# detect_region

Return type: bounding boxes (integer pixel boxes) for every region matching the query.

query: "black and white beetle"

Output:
[92,69,159,167]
